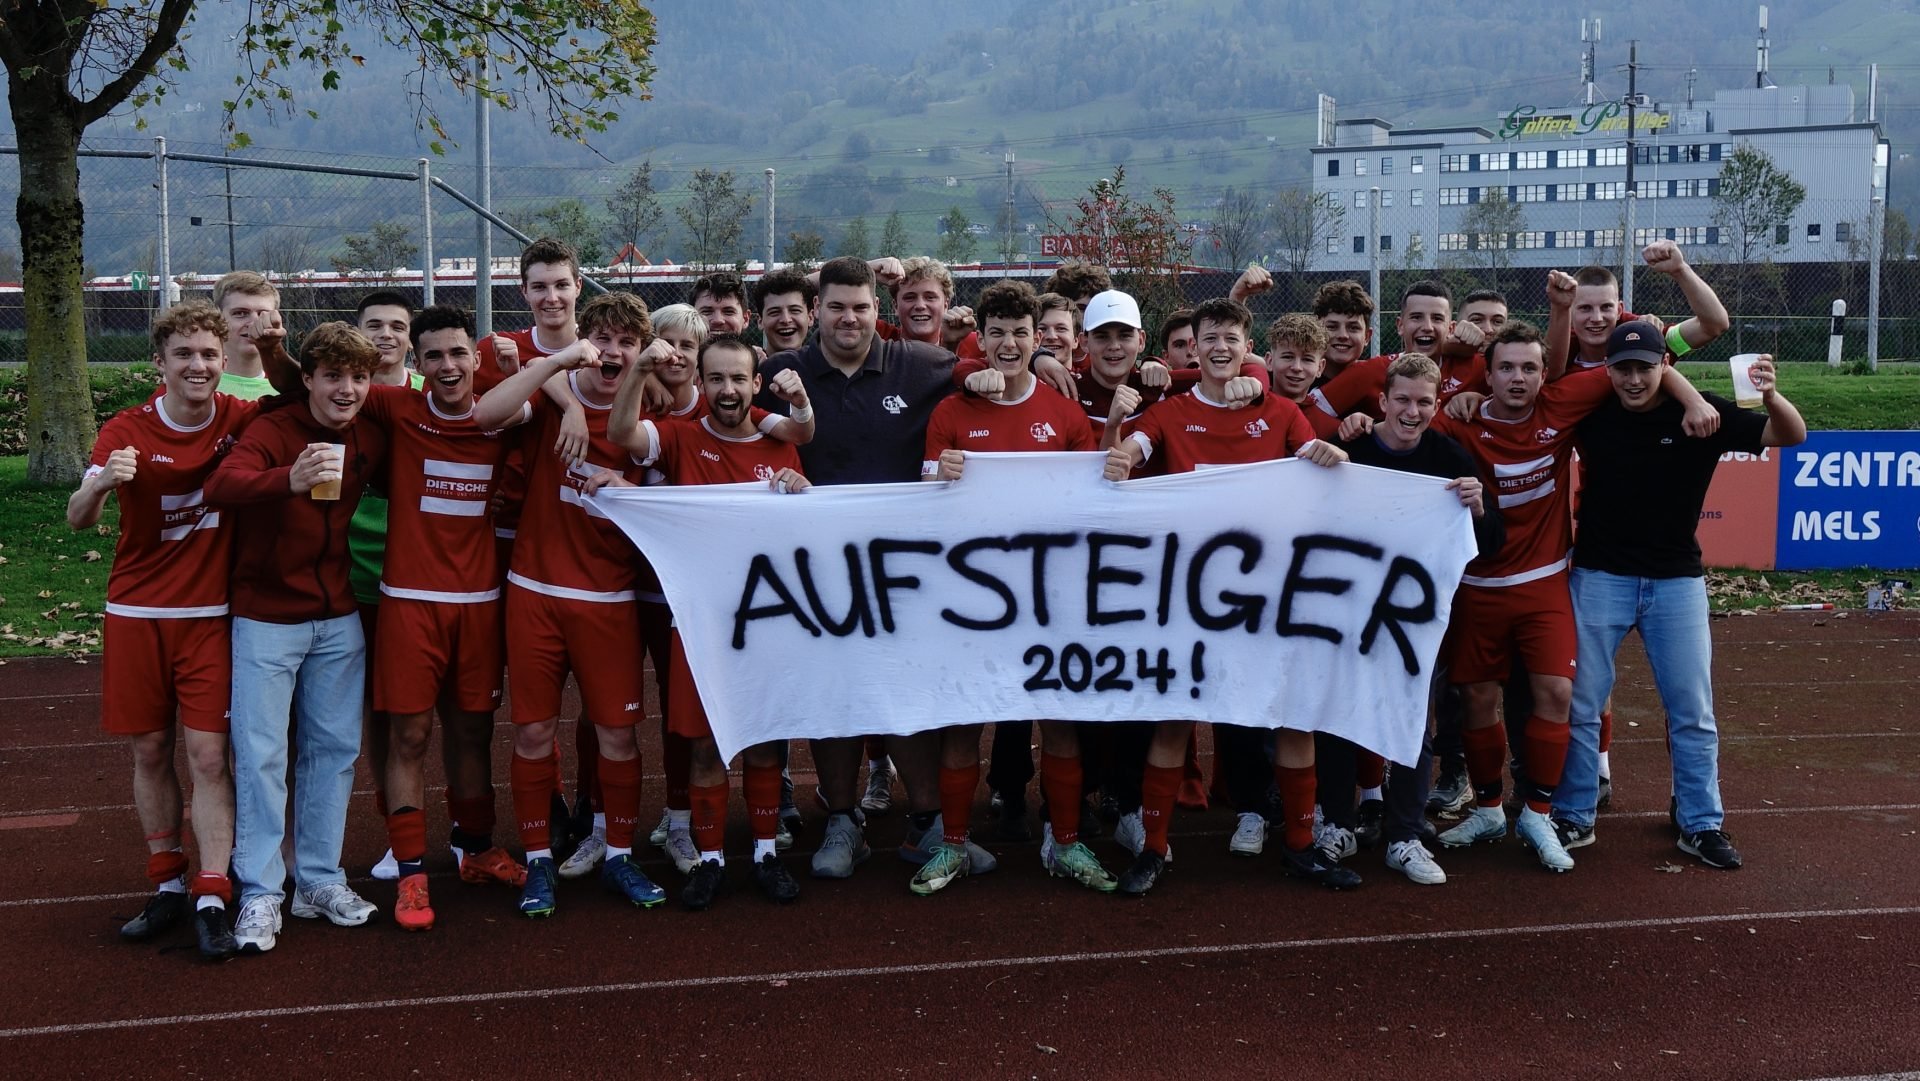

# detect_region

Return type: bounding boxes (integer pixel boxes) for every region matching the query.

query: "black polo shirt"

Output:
[758,337,957,485]
[1573,391,1767,579]
[1339,428,1506,562]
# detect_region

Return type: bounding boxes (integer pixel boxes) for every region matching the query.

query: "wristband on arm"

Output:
[1664,324,1693,357]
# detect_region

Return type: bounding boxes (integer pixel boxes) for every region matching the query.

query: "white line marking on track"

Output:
[1790,1074,1920,1081]
[1615,731,1919,746]
[0,692,98,704]
[1,904,1915,1039]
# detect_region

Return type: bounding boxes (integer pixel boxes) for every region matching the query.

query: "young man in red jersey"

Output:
[908,280,1115,896]
[69,302,259,961]
[1064,290,1266,449]
[1102,298,1359,896]
[470,292,668,918]
[1428,320,1701,871]
[602,333,814,909]
[1311,280,1375,380]
[1265,314,1341,440]
[1308,281,1493,428]
[752,268,817,355]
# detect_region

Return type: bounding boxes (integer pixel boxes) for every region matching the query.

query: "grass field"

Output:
[1674,363,1920,432]
[0,456,111,657]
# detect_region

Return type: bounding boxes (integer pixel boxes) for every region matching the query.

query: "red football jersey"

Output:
[359,384,519,603]
[475,326,572,538]
[89,394,258,616]
[639,415,804,487]
[1309,351,1490,423]
[506,373,644,601]
[923,379,1095,472]
[1431,367,1614,585]
[1128,389,1317,474]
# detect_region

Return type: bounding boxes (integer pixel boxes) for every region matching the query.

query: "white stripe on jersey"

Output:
[1461,555,1570,589]
[423,458,495,481]
[420,495,488,517]
[1491,453,1556,478]
[506,571,636,604]
[379,584,502,604]
[1496,477,1558,510]
[159,488,206,511]
[105,602,229,619]
[158,511,220,542]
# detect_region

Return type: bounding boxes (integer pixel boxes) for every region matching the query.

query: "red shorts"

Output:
[665,631,711,741]
[102,613,230,735]
[1447,574,1577,685]
[374,595,505,715]
[505,583,645,728]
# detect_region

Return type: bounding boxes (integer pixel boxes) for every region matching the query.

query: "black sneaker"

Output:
[1553,819,1596,850]
[681,859,728,910]
[1595,775,1613,811]
[120,890,189,942]
[752,854,800,904]
[193,905,238,962]
[1355,799,1385,849]
[1279,844,1363,890]
[1678,829,1742,869]
[1668,796,1680,834]
[1116,849,1167,896]
[1417,817,1439,846]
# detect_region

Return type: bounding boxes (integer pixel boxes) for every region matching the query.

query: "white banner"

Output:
[591,453,1478,766]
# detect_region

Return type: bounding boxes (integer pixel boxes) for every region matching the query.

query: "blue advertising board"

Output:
[1774,431,1920,570]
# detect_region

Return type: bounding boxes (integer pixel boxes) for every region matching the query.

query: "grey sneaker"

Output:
[1114,809,1145,856]
[860,759,896,813]
[558,829,607,879]
[1228,812,1267,856]
[663,828,699,875]
[810,813,871,879]
[1515,807,1575,872]
[648,810,672,848]
[290,881,378,926]
[231,894,282,954]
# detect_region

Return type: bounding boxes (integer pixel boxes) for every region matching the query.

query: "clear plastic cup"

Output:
[1729,354,1764,409]
[309,443,345,500]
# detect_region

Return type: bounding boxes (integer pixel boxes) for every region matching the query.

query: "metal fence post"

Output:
[155,137,170,310]
[418,158,435,306]
[1367,186,1381,348]
[474,55,492,337]
[1867,193,1883,371]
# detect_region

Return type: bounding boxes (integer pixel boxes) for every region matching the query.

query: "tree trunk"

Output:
[14,90,93,486]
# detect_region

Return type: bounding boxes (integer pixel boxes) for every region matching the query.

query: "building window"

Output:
[1774,224,1790,245]
[1557,183,1588,202]
[1439,187,1470,206]
[1439,153,1466,173]
[1554,230,1586,249]
[1706,226,1720,245]
[1381,157,1393,175]
[1355,158,1368,176]
[1439,232,1470,252]
[1353,235,1367,254]
[1482,152,1509,171]
[1512,184,1548,203]
[1380,234,1393,252]
[1593,228,1622,249]
[1514,150,1548,170]
[1411,155,1424,173]
[1836,222,1853,243]
[1672,178,1708,197]
[1411,188,1425,206]
[1355,190,1368,209]
[1633,227,1663,246]
[1407,232,1424,257]
[1594,181,1625,200]
[1593,147,1626,167]
[1673,226,1709,245]
[1513,231,1546,250]
[1379,190,1394,207]
[1721,143,1733,160]
[1633,180,1661,199]
[1328,159,1340,177]
[1708,178,1721,197]
[1807,223,1822,241]
[1633,145,1655,164]
[1327,235,1342,254]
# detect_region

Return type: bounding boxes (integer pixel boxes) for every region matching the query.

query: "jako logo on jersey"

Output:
[881,394,908,415]
[1244,418,1270,438]
[699,449,723,462]
[753,464,775,481]
[624,702,641,712]
[968,429,991,438]
[150,454,175,463]
[1185,424,1208,433]
[1030,422,1057,441]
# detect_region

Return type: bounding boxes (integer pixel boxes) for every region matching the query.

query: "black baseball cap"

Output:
[1606,319,1665,366]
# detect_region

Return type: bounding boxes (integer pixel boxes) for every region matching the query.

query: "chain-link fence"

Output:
[0,139,1912,366]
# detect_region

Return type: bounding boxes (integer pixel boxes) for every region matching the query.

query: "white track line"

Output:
[2,904,1916,1039]
[7,802,1918,911]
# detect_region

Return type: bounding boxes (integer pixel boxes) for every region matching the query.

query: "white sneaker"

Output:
[232,895,282,953]
[290,882,377,927]
[1039,821,1055,868]
[370,848,399,881]
[1386,839,1448,885]
[558,830,607,879]
[859,759,895,813]
[1228,812,1267,856]
[1111,810,1169,864]
[1515,807,1575,872]
[1438,804,1508,848]
[647,811,671,847]
[663,827,699,875]
[1314,819,1358,862]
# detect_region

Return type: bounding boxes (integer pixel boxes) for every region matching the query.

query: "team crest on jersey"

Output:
[1537,426,1560,443]
[1244,418,1270,438]
[881,394,908,415]
[753,464,775,481]
[1443,377,1462,392]
[1030,422,1057,442]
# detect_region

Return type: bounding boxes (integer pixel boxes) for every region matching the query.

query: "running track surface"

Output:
[1,612,1916,1080]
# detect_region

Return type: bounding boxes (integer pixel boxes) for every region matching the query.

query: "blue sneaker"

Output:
[602,853,667,908]
[518,857,558,918]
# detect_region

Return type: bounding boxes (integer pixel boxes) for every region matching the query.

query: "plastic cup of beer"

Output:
[1729,354,1764,409]
[310,443,345,501]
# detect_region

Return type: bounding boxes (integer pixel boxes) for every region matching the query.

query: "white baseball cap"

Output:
[1081,290,1141,331]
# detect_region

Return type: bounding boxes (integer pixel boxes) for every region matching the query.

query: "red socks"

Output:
[690,781,728,854]
[1041,753,1084,846]
[939,763,981,845]
[1276,764,1317,852]
[745,764,782,842]
[574,718,603,813]
[663,731,693,812]
[1522,716,1570,815]
[1599,709,1614,753]
[447,792,496,840]
[1356,751,1387,790]
[1462,723,1509,807]
[385,808,427,864]
[511,752,558,852]
[599,754,642,850]
[145,849,188,887]
[190,870,232,905]
[1141,763,1182,857]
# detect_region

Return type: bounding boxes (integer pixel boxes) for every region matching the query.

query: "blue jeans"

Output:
[1555,569,1724,833]
[230,615,366,904]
